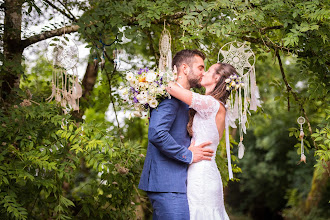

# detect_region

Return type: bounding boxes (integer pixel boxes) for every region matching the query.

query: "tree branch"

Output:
[58,0,77,21]
[260,25,283,33]
[276,50,317,148]
[43,0,76,22]
[126,11,185,26]
[21,10,186,50]
[21,24,79,48]
[144,29,159,66]
[242,36,294,54]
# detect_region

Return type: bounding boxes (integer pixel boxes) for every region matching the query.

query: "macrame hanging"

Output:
[46,35,82,113]
[218,41,261,179]
[159,22,172,72]
[297,116,306,163]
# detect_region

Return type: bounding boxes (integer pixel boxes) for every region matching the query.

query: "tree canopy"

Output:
[0,0,329,219]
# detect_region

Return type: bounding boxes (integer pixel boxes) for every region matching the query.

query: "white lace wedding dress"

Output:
[187,92,230,220]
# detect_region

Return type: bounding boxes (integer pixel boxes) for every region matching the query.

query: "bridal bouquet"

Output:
[121,67,176,117]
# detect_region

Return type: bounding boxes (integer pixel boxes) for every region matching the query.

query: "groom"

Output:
[139,49,214,219]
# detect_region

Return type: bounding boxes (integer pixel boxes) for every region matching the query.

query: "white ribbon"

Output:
[225,112,234,180]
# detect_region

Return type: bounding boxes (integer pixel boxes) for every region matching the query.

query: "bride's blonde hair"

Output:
[187,63,237,137]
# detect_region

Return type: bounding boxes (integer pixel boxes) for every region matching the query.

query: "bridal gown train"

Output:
[187,92,230,220]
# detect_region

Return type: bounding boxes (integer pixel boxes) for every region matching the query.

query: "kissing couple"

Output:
[139,49,237,220]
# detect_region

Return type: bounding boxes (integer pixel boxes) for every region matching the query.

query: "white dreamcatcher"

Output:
[158,23,172,72]
[218,41,261,179]
[46,35,82,112]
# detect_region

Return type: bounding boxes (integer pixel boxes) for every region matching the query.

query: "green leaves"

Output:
[1,194,28,220]
[310,111,330,177]
[0,96,145,219]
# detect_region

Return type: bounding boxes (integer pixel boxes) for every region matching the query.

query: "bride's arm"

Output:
[166,82,192,106]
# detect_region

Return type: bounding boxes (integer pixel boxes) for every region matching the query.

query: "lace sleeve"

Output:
[189,92,219,118]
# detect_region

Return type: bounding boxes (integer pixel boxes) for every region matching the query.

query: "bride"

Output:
[167,62,238,220]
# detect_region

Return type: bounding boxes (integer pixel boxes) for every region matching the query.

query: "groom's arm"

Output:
[148,98,192,164]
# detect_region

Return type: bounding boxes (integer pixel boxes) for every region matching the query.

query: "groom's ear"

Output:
[181,63,190,75]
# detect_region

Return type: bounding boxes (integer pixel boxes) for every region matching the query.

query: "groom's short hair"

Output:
[172,49,205,69]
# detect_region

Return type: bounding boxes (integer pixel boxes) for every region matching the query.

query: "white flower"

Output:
[146,71,157,82]
[130,78,138,87]
[149,98,158,108]
[157,87,164,94]
[126,72,134,81]
[139,82,148,89]
[225,78,231,83]
[137,93,148,104]
[149,87,157,95]
[148,95,156,101]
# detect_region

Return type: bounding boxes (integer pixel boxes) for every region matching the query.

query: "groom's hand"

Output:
[189,140,214,163]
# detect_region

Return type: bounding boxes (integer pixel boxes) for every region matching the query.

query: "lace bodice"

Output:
[190,92,222,160]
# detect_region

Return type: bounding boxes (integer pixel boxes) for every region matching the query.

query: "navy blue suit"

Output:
[139,97,192,219]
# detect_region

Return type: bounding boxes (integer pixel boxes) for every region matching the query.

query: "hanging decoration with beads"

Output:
[297,116,306,163]
[159,21,172,72]
[46,34,81,113]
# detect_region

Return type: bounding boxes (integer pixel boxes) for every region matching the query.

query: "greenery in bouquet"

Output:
[122,67,176,117]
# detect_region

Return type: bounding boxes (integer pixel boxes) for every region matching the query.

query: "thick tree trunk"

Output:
[1,0,24,101]
[82,60,99,99]
[304,161,330,213]
[1,0,79,102]
[71,59,99,120]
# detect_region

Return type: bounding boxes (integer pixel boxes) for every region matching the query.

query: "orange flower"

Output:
[138,77,146,82]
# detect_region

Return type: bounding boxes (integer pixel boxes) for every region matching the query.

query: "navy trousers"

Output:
[147,192,190,220]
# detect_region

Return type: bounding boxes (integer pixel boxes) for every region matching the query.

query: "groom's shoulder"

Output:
[150,97,181,114]
[159,97,180,106]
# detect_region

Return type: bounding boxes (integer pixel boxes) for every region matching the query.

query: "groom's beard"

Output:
[188,70,202,89]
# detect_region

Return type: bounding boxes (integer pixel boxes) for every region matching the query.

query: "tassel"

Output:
[159,58,164,72]
[167,49,172,71]
[299,124,306,163]
[225,113,234,180]
[233,92,239,119]
[250,67,258,111]
[297,116,306,163]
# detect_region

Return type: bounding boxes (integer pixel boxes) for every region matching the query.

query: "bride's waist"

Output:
[189,159,217,168]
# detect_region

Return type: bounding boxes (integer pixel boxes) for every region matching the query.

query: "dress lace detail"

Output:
[188,92,230,220]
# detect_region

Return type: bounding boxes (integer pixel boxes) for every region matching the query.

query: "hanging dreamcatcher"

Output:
[46,35,82,113]
[218,41,261,179]
[158,22,172,72]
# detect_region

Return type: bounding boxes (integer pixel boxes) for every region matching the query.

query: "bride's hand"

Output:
[165,81,176,93]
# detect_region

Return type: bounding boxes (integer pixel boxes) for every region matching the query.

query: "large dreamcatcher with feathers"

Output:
[46,35,82,113]
[218,41,262,179]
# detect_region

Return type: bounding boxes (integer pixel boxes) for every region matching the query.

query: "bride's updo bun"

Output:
[187,63,238,137]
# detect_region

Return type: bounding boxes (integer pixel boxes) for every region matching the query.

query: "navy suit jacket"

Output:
[138,97,192,193]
